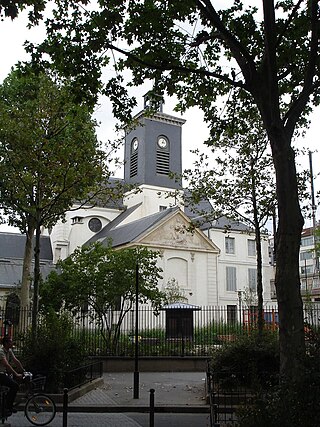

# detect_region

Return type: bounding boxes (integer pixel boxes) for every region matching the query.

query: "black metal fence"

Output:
[206,361,256,426]
[63,360,103,390]
[3,303,320,357]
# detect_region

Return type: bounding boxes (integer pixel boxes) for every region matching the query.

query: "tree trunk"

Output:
[20,225,35,309]
[31,221,41,342]
[250,159,264,336]
[255,223,264,336]
[272,139,305,380]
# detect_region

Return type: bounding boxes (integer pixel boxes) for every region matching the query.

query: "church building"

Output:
[49,95,273,308]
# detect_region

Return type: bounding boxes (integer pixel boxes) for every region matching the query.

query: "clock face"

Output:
[132,138,139,151]
[157,137,168,149]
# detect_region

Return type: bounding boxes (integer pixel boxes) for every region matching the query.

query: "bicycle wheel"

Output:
[24,394,56,426]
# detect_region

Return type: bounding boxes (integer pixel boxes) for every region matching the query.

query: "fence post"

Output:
[149,388,155,427]
[63,388,68,427]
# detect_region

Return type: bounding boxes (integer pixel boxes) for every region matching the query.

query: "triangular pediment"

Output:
[137,209,220,253]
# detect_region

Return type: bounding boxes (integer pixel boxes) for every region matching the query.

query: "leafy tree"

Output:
[28,1,320,379]
[185,114,275,335]
[40,242,166,354]
[21,309,86,392]
[0,65,112,335]
[0,0,45,21]
[163,278,188,304]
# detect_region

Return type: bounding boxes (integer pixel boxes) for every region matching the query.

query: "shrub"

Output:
[238,327,320,426]
[209,331,279,389]
[22,309,86,392]
[238,373,320,427]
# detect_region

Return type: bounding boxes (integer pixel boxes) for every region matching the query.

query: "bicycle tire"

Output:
[24,393,56,426]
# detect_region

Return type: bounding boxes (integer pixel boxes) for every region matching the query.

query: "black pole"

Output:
[149,388,155,427]
[133,263,139,399]
[63,388,68,427]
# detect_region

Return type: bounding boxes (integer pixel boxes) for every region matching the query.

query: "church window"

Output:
[248,268,257,291]
[226,266,237,291]
[88,218,102,233]
[225,237,235,254]
[248,239,256,257]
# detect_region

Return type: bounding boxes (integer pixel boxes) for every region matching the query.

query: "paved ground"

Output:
[71,371,208,407]
[5,372,211,426]
[6,411,212,426]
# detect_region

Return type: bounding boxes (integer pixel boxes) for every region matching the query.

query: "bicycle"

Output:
[0,372,56,426]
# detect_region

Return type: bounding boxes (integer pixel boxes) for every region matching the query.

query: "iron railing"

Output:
[63,360,103,390]
[2,304,320,357]
[206,361,259,426]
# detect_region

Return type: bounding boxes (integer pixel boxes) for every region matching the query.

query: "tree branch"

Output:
[276,0,304,48]
[284,0,320,135]
[194,0,257,84]
[105,41,246,89]
[262,0,281,124]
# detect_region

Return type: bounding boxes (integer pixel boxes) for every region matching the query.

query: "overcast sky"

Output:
[0,6,319,232]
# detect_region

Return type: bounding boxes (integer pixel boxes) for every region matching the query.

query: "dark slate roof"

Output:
[76,177,126,209]
[184,192,249,232]
[87,206,179,248]
[185,207,249,233]
[0,232,54,288]
[85,203,142,246]
[201,216,249,232]
[184,197,215,219]
[0,261,53,288]
[0,233,53,261]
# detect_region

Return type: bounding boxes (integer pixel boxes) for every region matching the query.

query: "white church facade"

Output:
[48,97,274,308]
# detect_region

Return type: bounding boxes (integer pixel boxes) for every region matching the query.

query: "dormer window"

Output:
[71,216,84,225]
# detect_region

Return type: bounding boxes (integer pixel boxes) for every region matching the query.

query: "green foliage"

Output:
[41,243,165,353]
[163,278,188,304]
[213,329,320,426]
[26,0,319,379]
[238,378,320,427]
[209,332,280,390]
[21,309,86,392]
[30,2,320,132]
[0,0,46,21]
[0,64,107,232]
[41,242,165,312]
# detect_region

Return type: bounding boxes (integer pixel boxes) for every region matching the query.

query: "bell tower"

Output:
[124,94,186,191]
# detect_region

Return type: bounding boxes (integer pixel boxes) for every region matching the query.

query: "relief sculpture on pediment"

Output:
[145,216,205,248]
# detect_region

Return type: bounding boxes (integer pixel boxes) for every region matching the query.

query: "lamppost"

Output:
[133,263,139,399]
[238,290,243,328]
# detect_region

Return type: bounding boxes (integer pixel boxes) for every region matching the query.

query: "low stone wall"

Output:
[99,356,209,372]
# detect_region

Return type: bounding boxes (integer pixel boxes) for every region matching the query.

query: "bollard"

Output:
[149,388,155,427]
[63,388,68,427]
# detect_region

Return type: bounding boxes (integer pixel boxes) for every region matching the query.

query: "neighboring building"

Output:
[47,95,273,307]
[201,217,273,308]
[0,233,54,305]
[269,224,320,302]
[299,225,320,300]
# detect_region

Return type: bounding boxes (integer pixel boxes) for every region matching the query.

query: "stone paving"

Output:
[5,372,210,426]
[6,412,144,426]
[70,372,208,408]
